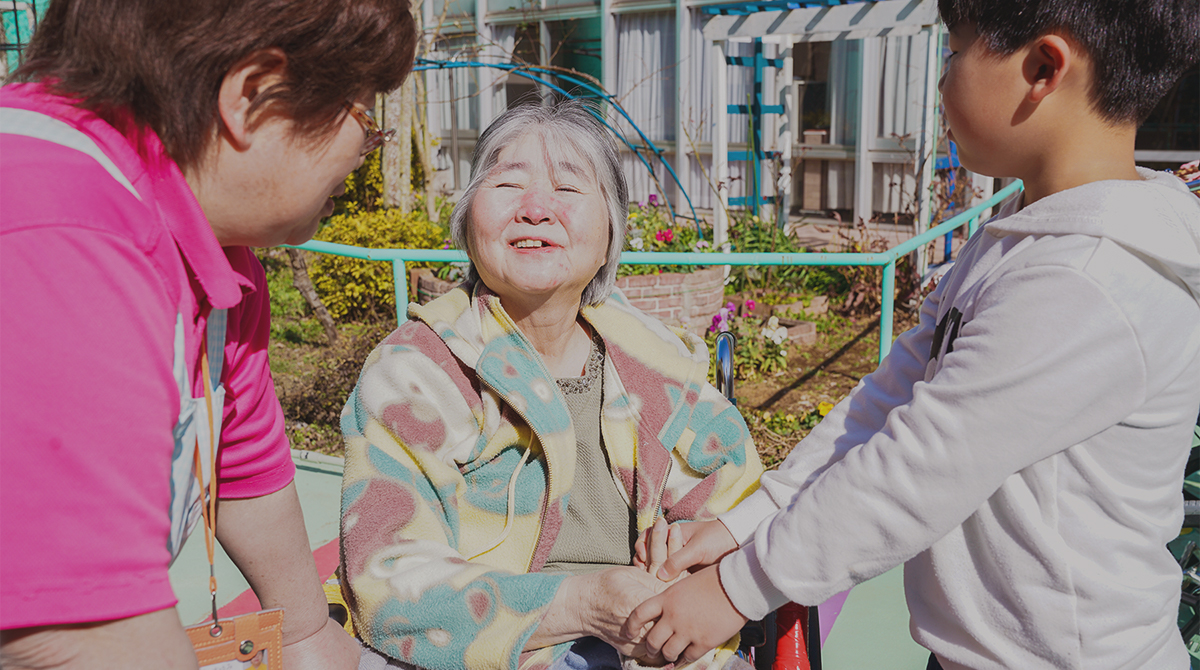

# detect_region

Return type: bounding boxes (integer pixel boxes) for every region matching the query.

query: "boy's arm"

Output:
[718,277,947,545]
[718,265,1146,620]
[625,565,747,665]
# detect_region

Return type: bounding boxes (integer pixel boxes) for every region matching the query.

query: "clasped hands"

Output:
[623,519,751,667]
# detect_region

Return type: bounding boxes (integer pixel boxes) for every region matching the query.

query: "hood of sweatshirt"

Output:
[986,168,1200,302]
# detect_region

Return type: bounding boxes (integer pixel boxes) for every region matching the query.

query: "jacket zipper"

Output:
[476,375,555,573]
[651,455,672,527]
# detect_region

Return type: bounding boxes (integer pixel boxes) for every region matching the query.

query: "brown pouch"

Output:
[186,608,284,670]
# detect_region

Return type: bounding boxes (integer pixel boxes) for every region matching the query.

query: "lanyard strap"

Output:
[193,345,222,633]
[195,309,226,634]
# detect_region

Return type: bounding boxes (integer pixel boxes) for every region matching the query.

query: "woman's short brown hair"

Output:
[12,0,417,170]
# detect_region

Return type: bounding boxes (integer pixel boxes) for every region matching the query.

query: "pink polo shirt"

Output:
[0,83,295,629]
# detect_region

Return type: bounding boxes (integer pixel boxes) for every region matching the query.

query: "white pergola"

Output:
[703,0,945,271]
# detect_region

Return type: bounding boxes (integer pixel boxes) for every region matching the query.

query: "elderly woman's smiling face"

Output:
[468,130,609,309]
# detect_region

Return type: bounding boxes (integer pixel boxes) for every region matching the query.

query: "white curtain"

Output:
[877,32,932,141]
[678,15,756,146]
[828,39,861,147]
[615,11,676,142]
[484,24,517,120]
[681,9,712,147]
[614,11,678,205]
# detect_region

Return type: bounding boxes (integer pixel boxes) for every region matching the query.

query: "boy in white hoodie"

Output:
[622,1,1200,668]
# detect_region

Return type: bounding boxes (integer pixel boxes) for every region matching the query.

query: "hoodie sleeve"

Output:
[718,275,945,544]
[718,264,1145,618]
[340,323,568,670]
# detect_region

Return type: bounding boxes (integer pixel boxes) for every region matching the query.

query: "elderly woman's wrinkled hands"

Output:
[531,567,673,661]
[573,566,673,658]
[634,519,739,583]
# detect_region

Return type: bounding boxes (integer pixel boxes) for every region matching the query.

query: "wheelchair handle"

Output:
[715,331,736,405]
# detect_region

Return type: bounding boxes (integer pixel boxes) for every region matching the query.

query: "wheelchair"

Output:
[1172,409,1200,666]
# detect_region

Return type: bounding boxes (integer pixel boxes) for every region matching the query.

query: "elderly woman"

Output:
[0,1,414,668]
[341,100,763,670]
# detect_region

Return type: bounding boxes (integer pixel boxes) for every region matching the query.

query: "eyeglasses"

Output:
[344,102,396,156]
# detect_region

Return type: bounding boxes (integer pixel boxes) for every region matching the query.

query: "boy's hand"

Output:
[633,518,684,581]
[635,520,738,582]
[622,565,748,665]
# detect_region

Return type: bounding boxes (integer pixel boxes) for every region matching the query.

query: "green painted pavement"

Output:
[821,566,931,669]
[167,452,345,624]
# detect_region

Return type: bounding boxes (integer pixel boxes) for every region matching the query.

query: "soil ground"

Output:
[735,310,918,468]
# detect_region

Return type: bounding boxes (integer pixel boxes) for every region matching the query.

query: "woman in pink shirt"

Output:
[0,1,416,667]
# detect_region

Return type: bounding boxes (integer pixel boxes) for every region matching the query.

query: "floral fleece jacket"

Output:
[340,282,764,670]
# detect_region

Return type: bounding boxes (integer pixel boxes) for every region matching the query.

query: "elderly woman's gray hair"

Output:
[449,99,629,307]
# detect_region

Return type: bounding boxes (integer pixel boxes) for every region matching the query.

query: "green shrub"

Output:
[723,212,824,297]
[334,151,386,215]
[310,208,447,320]
[332,145,450,219]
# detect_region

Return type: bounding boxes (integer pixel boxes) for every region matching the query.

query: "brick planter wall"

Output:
[416,267,727,337]
[416,272,458,304]
[614,266,725,336]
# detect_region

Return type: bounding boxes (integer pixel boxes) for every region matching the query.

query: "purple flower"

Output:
[746,299,756,313]
[710,307,733,333]
[709,313,724,333]
[648,193,659,206]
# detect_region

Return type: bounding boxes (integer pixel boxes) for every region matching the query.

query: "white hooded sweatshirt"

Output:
[719,168,1200,669]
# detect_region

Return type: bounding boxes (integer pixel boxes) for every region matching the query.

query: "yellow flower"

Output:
[784,414,796,422]
[762,411,772,420]
[818,401,834,416]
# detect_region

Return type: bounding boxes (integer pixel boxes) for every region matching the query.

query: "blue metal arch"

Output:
[413,58,703,237]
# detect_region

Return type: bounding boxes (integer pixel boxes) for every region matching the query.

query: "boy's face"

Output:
[938,23,1031,177]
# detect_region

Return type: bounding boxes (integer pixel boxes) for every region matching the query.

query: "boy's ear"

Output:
[216,48,289,150]
[1023,34,1073,104]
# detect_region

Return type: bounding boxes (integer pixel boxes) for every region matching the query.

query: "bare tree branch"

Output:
[285,248,338,345]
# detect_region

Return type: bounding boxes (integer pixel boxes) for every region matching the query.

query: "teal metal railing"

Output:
[293,180,1022,363]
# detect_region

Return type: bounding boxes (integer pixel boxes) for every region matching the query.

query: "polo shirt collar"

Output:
[142,145,252,309]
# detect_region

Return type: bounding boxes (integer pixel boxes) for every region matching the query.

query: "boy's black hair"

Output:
[937,0,1199,125]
